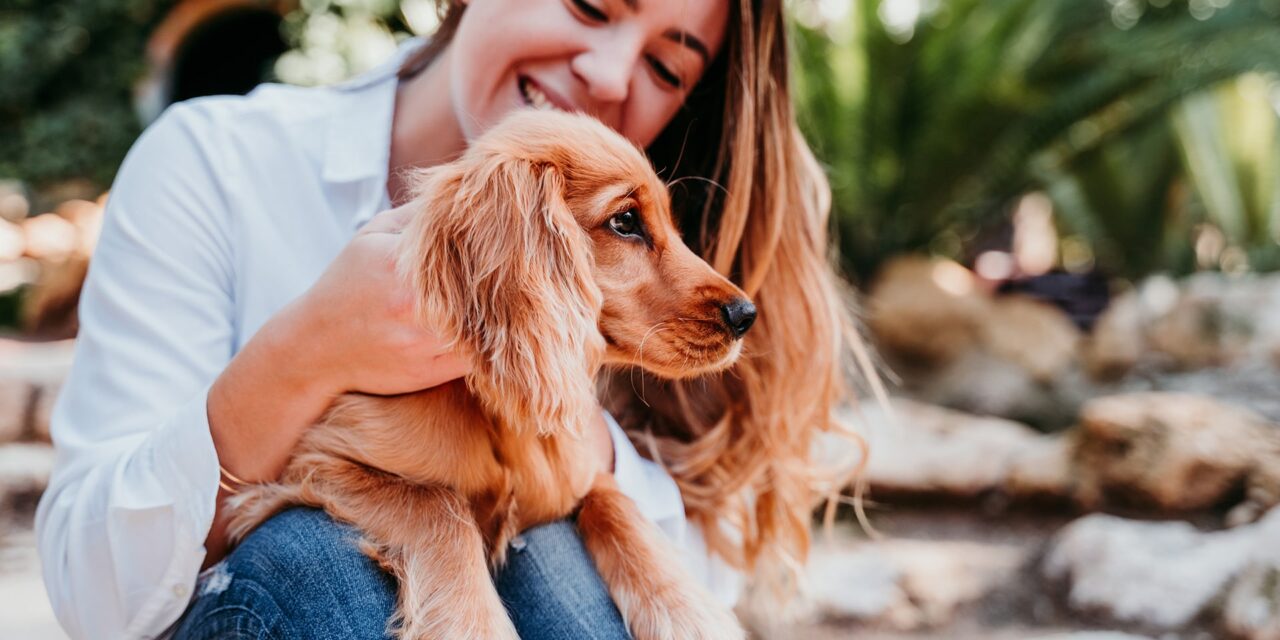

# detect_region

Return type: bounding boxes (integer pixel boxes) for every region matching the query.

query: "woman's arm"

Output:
[35,104,240,639]
[32,106,473,638]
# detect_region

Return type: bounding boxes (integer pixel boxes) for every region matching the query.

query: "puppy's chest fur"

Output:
[284,380,598,562]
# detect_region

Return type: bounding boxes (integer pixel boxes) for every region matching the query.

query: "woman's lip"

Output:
[519,75,577,113]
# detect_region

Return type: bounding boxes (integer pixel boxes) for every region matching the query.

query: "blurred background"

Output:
[1,0,1279,638]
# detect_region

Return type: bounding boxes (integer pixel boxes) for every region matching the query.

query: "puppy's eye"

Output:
[608,210,643,238]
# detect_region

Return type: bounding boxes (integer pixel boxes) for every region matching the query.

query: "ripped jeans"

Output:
[171,507,631,639]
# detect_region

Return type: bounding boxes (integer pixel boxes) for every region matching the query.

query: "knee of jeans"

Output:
[508,519,583,557]
[188,507,396,637]
[235,508,357,575]
[228,507,394,602]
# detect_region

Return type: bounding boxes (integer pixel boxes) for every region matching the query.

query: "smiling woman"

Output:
[35,0,872,639]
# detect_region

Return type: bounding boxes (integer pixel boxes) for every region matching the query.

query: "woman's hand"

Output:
[281,204,471,398]
[208,204,470,485]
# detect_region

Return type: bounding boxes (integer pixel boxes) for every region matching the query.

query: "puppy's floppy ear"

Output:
[398,156,604,437]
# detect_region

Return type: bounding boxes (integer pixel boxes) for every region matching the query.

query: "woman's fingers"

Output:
[422,349,473,388]
[359,203,417,236]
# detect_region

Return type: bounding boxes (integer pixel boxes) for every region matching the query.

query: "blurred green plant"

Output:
[792,0,1280,281]
[0,0,178,190]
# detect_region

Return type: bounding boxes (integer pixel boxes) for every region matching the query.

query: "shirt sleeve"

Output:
[34,102,234,640]
[603,411,745,607]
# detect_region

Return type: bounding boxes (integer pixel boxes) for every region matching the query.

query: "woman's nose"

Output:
[571,39,638,104]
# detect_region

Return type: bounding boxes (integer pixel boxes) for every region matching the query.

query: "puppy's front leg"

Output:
[234,456,518,640]
[576,474,744,640]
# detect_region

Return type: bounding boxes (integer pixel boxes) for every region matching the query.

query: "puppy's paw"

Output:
[392,583,520,640]
[623,584,745,640]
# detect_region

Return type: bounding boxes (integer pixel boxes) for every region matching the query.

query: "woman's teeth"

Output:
[520,78,556,111]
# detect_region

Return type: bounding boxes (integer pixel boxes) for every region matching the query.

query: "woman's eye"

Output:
[646,55,683,89]
[608,210,643,238]
[570,0,608,22]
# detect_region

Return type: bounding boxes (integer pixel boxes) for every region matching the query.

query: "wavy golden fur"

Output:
[401,0,880,593]
[227,110,756,639]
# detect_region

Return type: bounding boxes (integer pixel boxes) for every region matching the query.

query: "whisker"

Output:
[666,174,728,198]
[631,321,671,407]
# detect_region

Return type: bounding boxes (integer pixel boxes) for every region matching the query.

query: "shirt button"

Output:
[172,584,188,597]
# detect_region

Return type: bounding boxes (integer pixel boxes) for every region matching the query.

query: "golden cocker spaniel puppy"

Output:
[227,109,756,640]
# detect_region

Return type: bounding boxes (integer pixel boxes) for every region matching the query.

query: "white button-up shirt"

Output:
[35,37,739,640]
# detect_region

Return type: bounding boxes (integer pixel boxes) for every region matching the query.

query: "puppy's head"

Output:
[401,110,753,435]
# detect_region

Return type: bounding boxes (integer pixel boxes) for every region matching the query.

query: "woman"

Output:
[36,0,866,638]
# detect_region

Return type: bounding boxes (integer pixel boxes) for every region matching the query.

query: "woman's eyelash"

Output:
[570,0,608,22]
[646,56,683,89]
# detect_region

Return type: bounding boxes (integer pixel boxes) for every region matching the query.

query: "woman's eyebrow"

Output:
[663,29,710,64]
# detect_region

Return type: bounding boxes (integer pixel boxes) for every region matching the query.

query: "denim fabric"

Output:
[171,507,631,640]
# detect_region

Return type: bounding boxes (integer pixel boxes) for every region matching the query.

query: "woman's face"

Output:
[448,0,730,148]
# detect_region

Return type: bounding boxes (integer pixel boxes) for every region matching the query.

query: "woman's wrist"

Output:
[208,300,339,482]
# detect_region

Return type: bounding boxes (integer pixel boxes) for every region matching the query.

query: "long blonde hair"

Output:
[401,0,878,589]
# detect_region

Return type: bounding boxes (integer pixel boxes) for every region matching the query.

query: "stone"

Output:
[1071,393,1280,520]
[1044,509,1280,629]
[29,381,60,443]
[1004,432,1076,500]
[866,255,986,368]
[1222,543,1280,640]
[20,213,78,261]
[981,295,1081,384]
[1033,635,1154,640]
[0,339,75,443]
[0,217,23,261]
[0,381,32,444]
[801,533,1027,631]
[23,253,90,338]
[0,442,56,505]
[862,398,1070,499]
[1082,290,1145,380]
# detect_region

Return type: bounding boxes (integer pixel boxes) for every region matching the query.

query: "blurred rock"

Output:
[0,382,32,444]
[1072,393,1280,522]
[22,254,89,339]
[0,339,74,444]
[867,256,986,367]
[0,218,23,261]
[30,381,60,443]
[982,296,1081,384]
[1032,635,1153,640]
[0,442,55,507]
[0,257,39,295]
[802,535,1027,631]
[20,213,78,262]
[863,398,1071,499]
[1044,509,1280,629]
[1005,432,1076,500]
[867,255,1087,430]
[1222,542,1280,640]
[1082,291,1145,380]
[1085,273,1280,380]
[19,198,102,339]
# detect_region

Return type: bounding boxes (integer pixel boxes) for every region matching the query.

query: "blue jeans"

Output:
[172,507,631,639]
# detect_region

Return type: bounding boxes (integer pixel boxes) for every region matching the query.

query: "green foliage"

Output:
[0,1,178,190]
[793,0,1280,280]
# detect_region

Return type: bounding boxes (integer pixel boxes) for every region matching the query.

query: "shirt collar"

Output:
[321,37,428,230]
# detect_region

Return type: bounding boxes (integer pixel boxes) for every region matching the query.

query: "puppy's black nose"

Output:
[720,298,757,338]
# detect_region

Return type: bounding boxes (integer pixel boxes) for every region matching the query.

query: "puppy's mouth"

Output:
[601,326,746,380]
[518,76,562,112]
